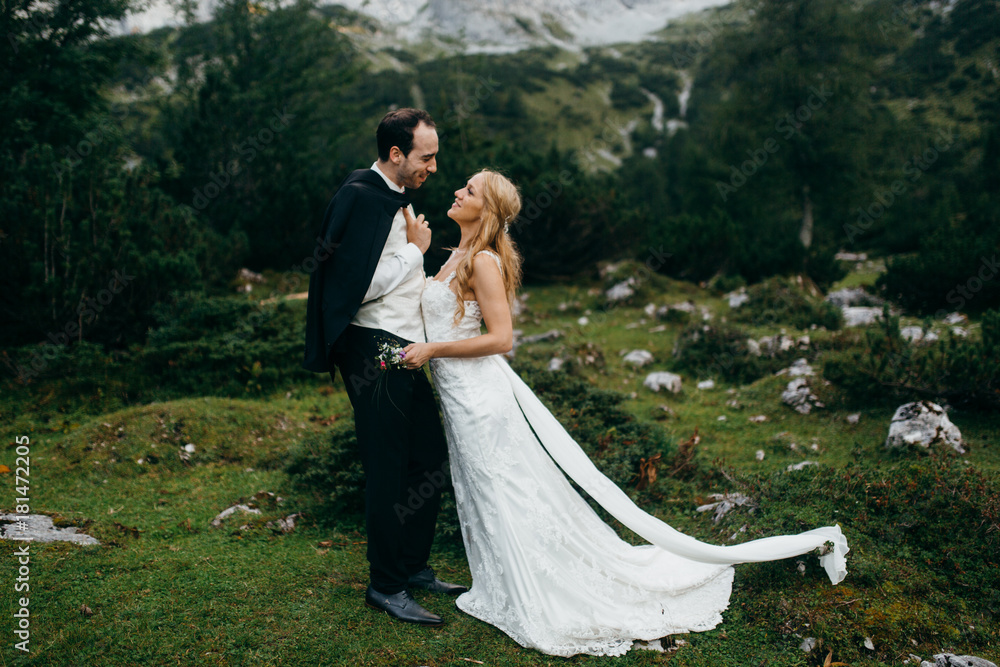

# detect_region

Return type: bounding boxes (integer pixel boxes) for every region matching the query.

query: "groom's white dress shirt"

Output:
[350,162,427,343]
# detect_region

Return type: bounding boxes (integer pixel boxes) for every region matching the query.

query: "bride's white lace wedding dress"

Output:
[422,251,849,657]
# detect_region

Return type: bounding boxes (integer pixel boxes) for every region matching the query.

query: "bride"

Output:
[400,170,849,658]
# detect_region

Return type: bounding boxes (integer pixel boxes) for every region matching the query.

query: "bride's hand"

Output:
[402,342,435,369]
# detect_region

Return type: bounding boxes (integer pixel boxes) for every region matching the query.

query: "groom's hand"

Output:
[403,207,431,254]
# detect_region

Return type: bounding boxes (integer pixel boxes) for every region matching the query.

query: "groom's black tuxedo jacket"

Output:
[302,168,411,374]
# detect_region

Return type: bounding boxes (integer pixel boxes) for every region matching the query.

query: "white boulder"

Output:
[885,401,965,453]
[825,287,882,308]
[921,655,997,667]
[726,289,749,308]
[623,350,654,366]
[0,514,100,545]
[843,306,883,327]
[643,372,682,393]
[606,278,636,302]
[782,378,824,414]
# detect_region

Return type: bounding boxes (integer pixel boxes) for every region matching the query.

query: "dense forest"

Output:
[1,0,998,365]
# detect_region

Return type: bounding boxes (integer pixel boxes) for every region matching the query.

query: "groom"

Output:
[302,108,466,626]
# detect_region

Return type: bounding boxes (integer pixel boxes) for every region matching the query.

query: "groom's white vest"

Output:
[350,206,427,343]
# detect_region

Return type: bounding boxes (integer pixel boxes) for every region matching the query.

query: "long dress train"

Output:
[422,251,848,657]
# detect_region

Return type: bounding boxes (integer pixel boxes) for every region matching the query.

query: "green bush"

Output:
[671,322,797,384]
[731,276,843,330]
[136,291,311,397]
[718,454,1000,663]
[878,214,1000,315]
[2,291,316,415]
[823,308,1000,410]
[284,359,677,541]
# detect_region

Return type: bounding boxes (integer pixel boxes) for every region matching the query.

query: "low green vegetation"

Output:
[3,276,998,666]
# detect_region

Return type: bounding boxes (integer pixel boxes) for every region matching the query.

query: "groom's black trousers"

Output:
[331,325,449,595]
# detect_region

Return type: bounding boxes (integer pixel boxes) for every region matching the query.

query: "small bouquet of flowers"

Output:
[374,339,407,415]
[376,340,407,371]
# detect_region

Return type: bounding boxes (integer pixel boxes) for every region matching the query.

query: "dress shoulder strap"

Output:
[475,250,503,276]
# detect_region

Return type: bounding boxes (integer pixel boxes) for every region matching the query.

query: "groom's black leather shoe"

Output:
[407,567,469,596]
[364,586,444,626]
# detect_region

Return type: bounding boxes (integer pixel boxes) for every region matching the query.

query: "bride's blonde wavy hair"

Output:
[450,169,523,324]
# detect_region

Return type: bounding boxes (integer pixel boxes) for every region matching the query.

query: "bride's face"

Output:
[447,173,486,225]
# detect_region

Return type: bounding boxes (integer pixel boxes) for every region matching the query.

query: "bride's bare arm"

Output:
[402,254,513,368]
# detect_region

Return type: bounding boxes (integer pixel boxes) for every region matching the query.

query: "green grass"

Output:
[2,274,999,666]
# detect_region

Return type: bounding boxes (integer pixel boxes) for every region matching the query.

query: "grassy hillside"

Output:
[3,264,998,666]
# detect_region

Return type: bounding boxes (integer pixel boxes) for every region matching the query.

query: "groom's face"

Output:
[395,122,438,189]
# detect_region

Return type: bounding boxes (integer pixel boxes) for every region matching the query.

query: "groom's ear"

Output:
[389,146,404,164]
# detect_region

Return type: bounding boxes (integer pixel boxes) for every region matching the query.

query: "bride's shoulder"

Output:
[473,250,503,275]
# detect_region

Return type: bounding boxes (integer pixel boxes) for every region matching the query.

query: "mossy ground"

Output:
[2,269,998,666]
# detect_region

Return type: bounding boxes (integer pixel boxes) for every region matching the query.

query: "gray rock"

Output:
[519,329,563,345]
[606,278,636,302]
[623,349,654,366]
[943,312,967,325]
[757,334,795,356]
[886,401,965,453]
[777,358,814,377]
[726,289,749,308]
[695,493,754,523]
[643,372,682,393]
[238,267,265,284]
[266,513,302,534]
[782,377,823,414]
[826,287,882,308]
[843,306,884,327]
[846,413,861,425]
[697,379,715,390]
[547,357,564,372]
[0,514,100,545]
[922,654,997,667]
[746,338,762,357]
[210,504,261,528]
[786,461,819,471]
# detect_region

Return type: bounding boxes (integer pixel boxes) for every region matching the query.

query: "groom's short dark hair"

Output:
[377,108,435,161]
